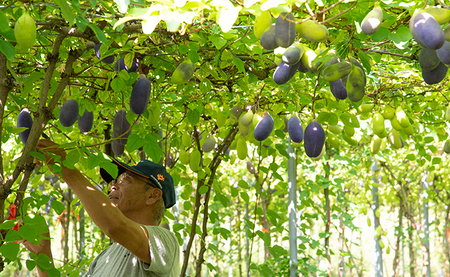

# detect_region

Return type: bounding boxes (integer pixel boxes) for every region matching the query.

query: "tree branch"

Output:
[368,50,415,60]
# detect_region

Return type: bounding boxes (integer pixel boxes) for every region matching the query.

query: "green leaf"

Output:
[76,15,88,31]
[100,160,118,180]
[370,26,390,42]
[0,40,15,60]
[5,229,21,242]
[358,51,372,74]
[0,11,10,34]
[198,185,209,194]
[26,260,36,271]
[240,191,249,203]
[405,154,415,161]
[390,26,412,49]
[8,92,27,106]
[127,133,146,153]
[188,50,199,64]
[51,200,65,215]
[18,224,38,243]
[208,35,227,49]
[340,113,360,128]
[53,0,75,26]
[36,194,50,208]
[432,157,441,165]
[0,242,20,260]
[0,220,16,229]
[232,56,245,73]
[173,223,184,232]
[143,135,163,163]
[87,153,101,169]
[63,149,80,169]
[238,180,249,189]
[317,112,339,125]
[219,227,231,240]
[111,77,125,93]
[88,23,107,43]
[187,109,200,125]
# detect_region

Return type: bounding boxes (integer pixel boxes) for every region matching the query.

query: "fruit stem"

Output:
[312,70,321,119]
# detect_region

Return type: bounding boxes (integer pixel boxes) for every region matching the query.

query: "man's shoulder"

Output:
[144,225,178,241]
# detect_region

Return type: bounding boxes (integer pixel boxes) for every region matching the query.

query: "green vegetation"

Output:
[4,1,450,276]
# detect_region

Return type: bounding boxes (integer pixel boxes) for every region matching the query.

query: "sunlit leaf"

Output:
[217,6,241,33]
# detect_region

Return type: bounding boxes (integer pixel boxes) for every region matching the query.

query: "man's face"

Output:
[107,171,153,214]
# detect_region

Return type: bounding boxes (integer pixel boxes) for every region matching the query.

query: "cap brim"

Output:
[100,157,150,184]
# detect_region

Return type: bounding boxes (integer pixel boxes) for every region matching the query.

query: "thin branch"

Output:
[368,50,415,59]
[322,1,358,24]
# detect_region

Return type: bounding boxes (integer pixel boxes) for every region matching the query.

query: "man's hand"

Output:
[35,139,66,167]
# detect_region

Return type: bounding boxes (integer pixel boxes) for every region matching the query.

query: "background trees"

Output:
[1,0,450,276]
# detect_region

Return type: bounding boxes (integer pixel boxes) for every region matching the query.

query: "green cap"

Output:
[100,157,176,209]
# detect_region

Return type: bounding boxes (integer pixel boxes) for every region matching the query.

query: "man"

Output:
[23,139,180,276]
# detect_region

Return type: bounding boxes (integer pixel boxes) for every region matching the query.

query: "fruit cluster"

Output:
[16,45,157,158]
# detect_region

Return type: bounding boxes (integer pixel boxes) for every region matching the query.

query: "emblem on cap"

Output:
[157,174,165,181]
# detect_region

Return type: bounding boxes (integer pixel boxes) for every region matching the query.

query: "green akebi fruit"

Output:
[395,106,411,128]
[240,110,254,127]
[358,103,374,114]
[372,112,385,137]
[182,132,191,147]
[327,133,340,148]
[275,12,296,48]
[403,124,414,136]
[390,116,403,131]
[445,104,450,121]
[282,43,304,65]
[322,62,352,82]
[217,111,227,127]
[171,60,195,84]
[328,125,342,134]
[189,149,201,172]
[254,10,272,39]
[299,44,319,73]
[382,105,395,120]
[346,65,366,102]
[361,3,383,35]
[343,133,358,146]
[388,129,402,149]
[14,11,36,49]
[444,139,450,154]
[296,19,329,42]
[344,125,355,137]
[179,149,190,164]
[423,6,450,25]
[260,24,278,50]
[236,137,248,160]
[371,136,382,154]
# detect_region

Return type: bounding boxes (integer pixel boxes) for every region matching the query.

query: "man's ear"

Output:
[146,188,163,205]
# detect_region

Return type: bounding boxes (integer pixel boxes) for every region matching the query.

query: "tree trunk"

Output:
[392,200,403,277]
[421,180,431,277]
[408,219,416,277]
[444,200,450,276]
[324,187,331,276]
[338,207,345,277]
